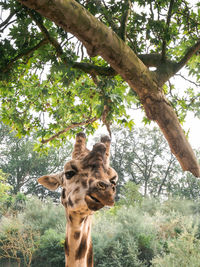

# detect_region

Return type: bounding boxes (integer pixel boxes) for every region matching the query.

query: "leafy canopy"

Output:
[0,0,199,148]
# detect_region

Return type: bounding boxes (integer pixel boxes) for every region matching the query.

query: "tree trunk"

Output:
[18,0,200,177]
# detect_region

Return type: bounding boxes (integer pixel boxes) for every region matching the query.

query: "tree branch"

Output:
[156,39,200,85]
[17,0,200,177]
[0,11,15,29]
[119,0,131,42]
[174,38,200,73]
[175,73,200,87]
[2,38,48,73]
[161,0,174,60]
[157,154,175,196]
[27,9,116,77]
[41,117,98,144]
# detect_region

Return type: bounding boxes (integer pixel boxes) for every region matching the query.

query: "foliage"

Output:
[21,197,66,235]
[0,170,11,200]
[0,122,72,199]
[111,126,200,199]
[0,217,39,267]
[0,196,65,266]
[32,229,65,267]
[1,195,200,266]
[152,226,200,266]
[0,0,199,148]
[117,181,143,207]
[111,126,179,197]
[0,169,12,215]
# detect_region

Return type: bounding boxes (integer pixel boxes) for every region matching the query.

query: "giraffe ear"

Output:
[38,172,63,190]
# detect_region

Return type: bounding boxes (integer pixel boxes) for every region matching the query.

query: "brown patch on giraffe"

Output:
[69,214,73,223]
[87,241,93,267]
[75,234,87,260]
[89,178,95,186]
[74,231,80,240]
[62,188,66,199]
[75,198,81,204]
[68,197,73,207]
[80,173,88,178]
[76,132,86,138]
[64,238,69,256]
[73,187,80,194]
[63,201,68,208]
[71,164,78,173]
[81,179,88,188]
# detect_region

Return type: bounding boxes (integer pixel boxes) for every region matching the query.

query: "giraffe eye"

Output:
[65,171,76,180]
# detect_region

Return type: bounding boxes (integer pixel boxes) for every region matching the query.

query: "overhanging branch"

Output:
[174,39,200,73]
[156,39,200,85]
[41,117,98,144]
[2,39,48,73]
[17,0,200,177]
[28,9,116,77]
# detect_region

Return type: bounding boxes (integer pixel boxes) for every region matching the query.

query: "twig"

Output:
[161,0,174,61]
[41,117,98,144]
[175,73,199,87]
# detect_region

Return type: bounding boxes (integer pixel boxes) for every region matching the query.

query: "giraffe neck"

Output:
[65,213,93,267]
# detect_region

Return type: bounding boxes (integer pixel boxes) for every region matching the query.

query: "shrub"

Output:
[32,229,65,267]
[21,197,66,234]
[152,230,200,266]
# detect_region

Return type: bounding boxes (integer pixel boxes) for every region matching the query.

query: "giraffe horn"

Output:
[72,132,88,159]
[100,135,111,167]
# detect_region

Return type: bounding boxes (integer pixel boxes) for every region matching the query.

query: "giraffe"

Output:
[38,132,118,267]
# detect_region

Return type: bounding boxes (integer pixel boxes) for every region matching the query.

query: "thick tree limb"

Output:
[17,0,200,177]
[156,39,200,85]
[28,9,116,77]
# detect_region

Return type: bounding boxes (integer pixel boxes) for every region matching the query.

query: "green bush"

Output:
[1,195,200,266]
[152,230,200,266]
[21,196,66,234]
[93,205,163,266]
[32,229,65,267]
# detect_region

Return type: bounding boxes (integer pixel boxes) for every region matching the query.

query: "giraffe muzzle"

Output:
[85,182,115,211]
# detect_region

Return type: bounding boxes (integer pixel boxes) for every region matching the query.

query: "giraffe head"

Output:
[38,133,118,217]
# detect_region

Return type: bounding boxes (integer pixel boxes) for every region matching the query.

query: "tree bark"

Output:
[17,0,200,177]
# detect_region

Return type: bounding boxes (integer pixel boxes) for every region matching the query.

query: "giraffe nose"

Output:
[96,181,109,191]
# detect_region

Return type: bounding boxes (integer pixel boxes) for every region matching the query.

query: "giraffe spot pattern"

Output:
[75,198,81,204]
[87,241,93,267]
[69,214,73,223]
[81,180,88,188]
[73,187,80,193]
[75,234,87,260]
[68,197,73,207]
[62,188,66,199]
[64,238,69,256]
[74,231,80,240]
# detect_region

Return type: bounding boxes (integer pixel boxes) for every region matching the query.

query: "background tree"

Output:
[0,223,39,267]
[111,126,200,198]
[0,0,199,176]
[0,123,73,199]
